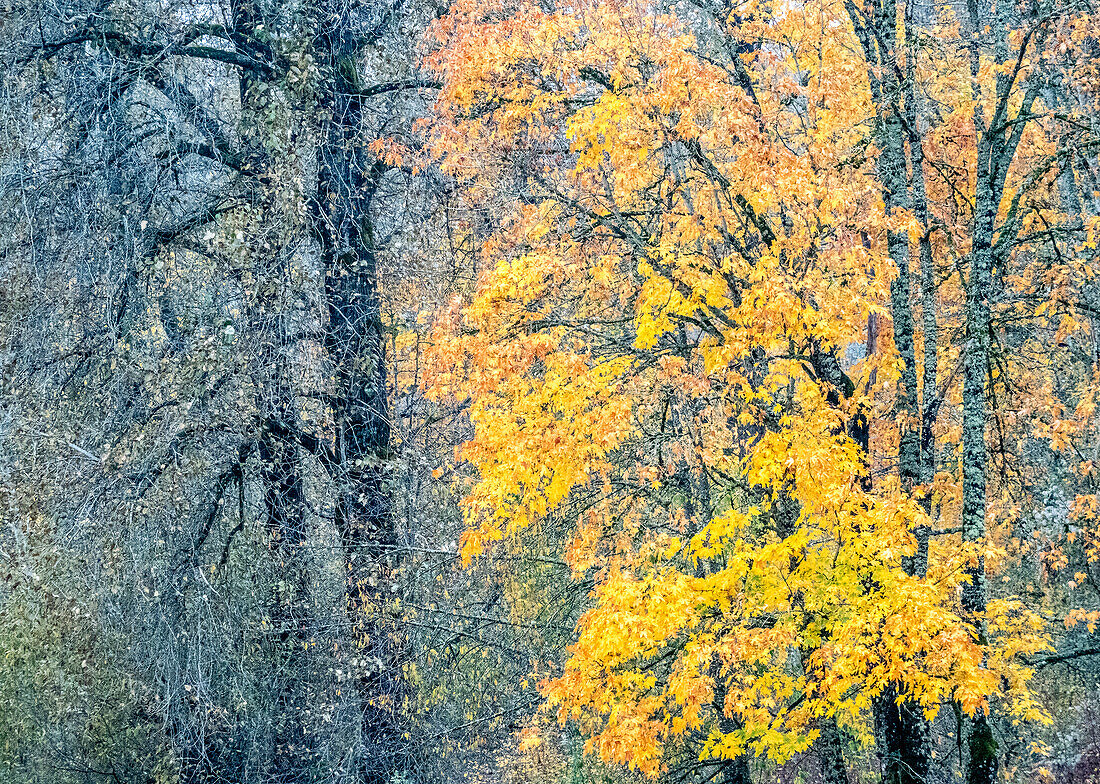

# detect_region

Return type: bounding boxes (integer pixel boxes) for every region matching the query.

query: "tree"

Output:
[423,0,1056,779]
[0,0,442,778]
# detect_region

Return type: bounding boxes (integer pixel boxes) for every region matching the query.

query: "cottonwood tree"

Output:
[0,0,446,779]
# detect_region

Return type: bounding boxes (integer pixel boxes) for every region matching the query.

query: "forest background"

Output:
[2,0,1100,783]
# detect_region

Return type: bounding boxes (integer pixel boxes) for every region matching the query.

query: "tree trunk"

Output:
[315,10,409,780]
[260,408,313,779]
[819,715,851,784]
[856,3,933,774]
[874,684,931,784]
[905,40,937,577]
[961,161,997,784]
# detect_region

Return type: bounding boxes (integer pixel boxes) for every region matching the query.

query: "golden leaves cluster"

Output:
[421,0,1065,772]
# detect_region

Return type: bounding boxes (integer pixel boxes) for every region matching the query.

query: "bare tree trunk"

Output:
[260,404,313,779]
[230,0,318,775]
[905,17,937,576]
[818,718,850,784]
[315,10,409,780]
[961,141,997,784]
[846,1,933,777]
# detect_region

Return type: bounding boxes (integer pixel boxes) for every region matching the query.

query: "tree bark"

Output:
[961,143,997,784]
[846,1,934,778]
[315,10,410,780]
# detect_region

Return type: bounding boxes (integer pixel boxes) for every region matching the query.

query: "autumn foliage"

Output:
[422,0,1100,778]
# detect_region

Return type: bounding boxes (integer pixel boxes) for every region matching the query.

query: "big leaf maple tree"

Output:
[422,0,1096,780]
